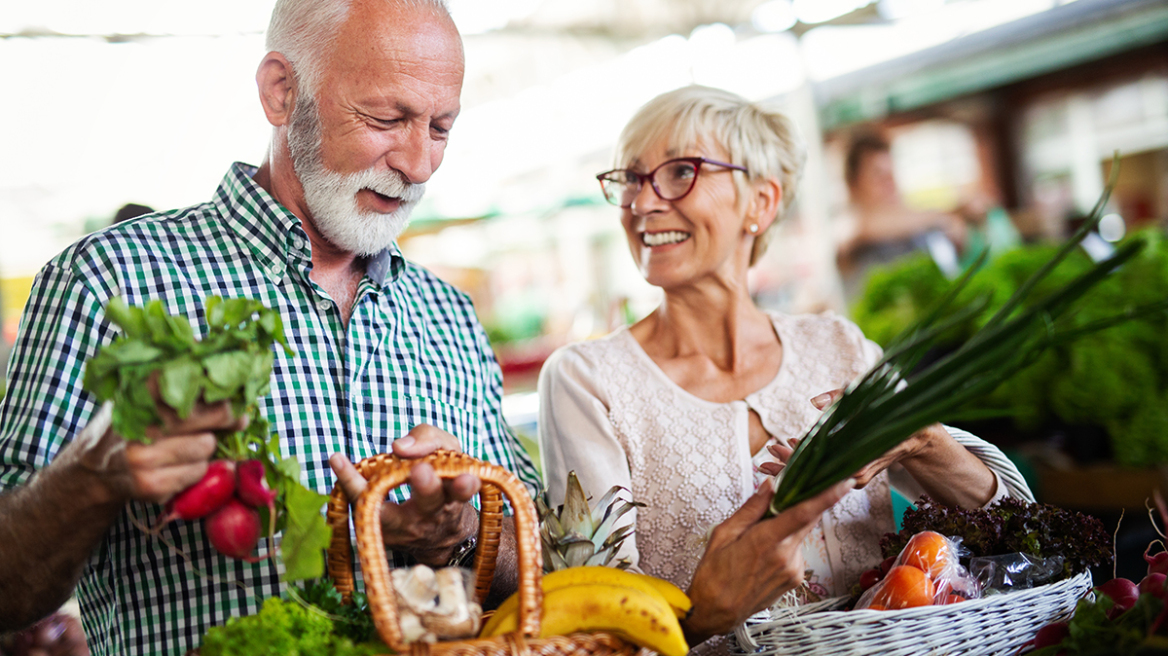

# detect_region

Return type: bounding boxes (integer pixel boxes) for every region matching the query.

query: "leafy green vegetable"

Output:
[770,166,1168,514]
[83,296,290,441]
[288,578,380,643]
[281,481,333,581]
[200,597,387,656]
[880,496,1112,580]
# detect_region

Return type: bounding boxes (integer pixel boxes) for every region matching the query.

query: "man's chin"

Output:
[314,211,411,257]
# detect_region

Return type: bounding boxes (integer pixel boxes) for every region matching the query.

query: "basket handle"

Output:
[327,451,543,650]
[328,453,510,603]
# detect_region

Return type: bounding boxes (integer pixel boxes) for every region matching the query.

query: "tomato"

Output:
[900,531,953,580]
[869,566,936,609]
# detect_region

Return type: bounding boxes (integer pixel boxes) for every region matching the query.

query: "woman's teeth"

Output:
[643,231,690,247]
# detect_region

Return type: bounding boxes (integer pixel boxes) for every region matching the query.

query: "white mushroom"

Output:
[421,568,482,638]
[398,609,437,644]
[393,565,439,614]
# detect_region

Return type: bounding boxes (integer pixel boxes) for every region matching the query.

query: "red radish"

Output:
[1095,578,1139,619]
[236,459,277,509]
[1031,622,1069,649]
[206,499,266,561]
[879,556,897,576]
[859,568,882,591]
[1140,573,1168,599]
[153,460,236,530]
[1146,546,1168,576]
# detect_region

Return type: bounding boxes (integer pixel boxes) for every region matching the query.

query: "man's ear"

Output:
[747,177,783,234]
[256,52,297,128]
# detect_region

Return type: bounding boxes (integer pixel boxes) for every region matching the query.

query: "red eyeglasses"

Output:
[596,157,748,208]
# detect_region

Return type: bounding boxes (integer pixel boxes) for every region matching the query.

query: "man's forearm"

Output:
[0,453,123,630]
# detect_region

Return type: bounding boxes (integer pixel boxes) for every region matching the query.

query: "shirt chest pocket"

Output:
[398,395,478,451]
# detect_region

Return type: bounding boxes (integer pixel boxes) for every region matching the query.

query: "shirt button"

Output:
[317,299,333,313]
[292,236,305,251]
[270,263,285,278]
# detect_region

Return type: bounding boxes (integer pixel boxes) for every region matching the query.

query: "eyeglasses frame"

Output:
[595,157,749,208]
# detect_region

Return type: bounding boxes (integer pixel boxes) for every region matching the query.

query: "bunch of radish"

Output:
[1020,492,1168,654]
[157,459,278,560]
[84,296,331,581]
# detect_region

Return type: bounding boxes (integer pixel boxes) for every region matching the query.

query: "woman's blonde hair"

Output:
[614,85,807,265]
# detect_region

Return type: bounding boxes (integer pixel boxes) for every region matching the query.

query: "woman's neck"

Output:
[634,281,774,374]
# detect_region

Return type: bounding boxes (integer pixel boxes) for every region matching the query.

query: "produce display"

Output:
[83,296,331,580]
[852,229,1168,468]
[770,175,1168,515]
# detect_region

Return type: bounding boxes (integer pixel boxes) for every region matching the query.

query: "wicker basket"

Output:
[327,451,641,656]
[731,570,1092,656]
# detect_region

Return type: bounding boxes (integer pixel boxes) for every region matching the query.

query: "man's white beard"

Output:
[287,95,426,257]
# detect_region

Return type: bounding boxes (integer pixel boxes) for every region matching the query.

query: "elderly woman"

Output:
[537,85,1030,648]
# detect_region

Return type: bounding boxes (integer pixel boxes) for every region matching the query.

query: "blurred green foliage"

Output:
[851,229,1168,467]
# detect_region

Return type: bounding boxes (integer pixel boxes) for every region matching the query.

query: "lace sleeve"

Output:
[537,346,640,566]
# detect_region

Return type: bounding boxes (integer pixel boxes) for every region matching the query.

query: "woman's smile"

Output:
[641,230,692,247]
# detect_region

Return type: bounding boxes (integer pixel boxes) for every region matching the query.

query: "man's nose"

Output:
[387,125,435,184]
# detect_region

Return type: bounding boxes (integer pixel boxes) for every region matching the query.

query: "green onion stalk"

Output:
[769,156,1168,516]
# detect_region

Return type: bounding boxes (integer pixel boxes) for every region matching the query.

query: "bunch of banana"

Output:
[480,566,691,656]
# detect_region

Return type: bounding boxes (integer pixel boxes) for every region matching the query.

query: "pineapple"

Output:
[536,471,642,572]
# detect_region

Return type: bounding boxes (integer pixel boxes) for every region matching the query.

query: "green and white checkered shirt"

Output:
[0,162,541,656]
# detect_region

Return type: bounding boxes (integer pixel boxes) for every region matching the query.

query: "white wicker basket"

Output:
[732,570,1092,656]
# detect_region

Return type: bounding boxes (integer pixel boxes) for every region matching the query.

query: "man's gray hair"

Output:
[266,0,451,98]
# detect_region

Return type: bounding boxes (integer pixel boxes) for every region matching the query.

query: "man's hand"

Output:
[0,395,246,629]
[74,392,247,507]
[329,424,480,566]
[683,478,854,643]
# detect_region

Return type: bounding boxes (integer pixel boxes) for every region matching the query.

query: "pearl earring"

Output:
[748,224,759,234]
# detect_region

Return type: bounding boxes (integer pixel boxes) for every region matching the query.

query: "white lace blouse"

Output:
[537,311,1030,597]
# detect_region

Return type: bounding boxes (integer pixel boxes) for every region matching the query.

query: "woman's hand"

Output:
[764,389,997,507]
[682,478,855,644]
[758,389,938,488]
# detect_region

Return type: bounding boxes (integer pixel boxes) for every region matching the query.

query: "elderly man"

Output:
[0,1,538,654]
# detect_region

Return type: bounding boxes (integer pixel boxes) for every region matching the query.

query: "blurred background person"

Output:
[111,203,154,225]
[837,131,968,301]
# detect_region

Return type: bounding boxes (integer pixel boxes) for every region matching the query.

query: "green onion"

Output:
[769,156,1168,515]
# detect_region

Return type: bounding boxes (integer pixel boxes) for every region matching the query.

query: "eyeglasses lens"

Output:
[655,161,698,200]
[601,160,700,207]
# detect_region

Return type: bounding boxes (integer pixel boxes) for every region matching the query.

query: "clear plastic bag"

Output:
[968,553,1064,593]
[855,531,982,610]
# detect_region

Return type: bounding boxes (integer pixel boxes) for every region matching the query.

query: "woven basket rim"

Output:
[747,569,1092,624]
[734,570,1093,656]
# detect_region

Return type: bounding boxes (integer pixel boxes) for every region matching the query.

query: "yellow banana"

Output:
[484,583,688,656]
[629,571,692,618]
[481,566,691,635]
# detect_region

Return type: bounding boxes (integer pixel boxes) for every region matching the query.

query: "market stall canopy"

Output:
[0,0,1131,279]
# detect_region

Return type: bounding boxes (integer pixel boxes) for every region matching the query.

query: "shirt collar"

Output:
[214,162,405,288]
